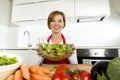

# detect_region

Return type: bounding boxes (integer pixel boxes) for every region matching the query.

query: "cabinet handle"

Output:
[15,2,36,5]
[38,0,60,3]
[14,20,35,23]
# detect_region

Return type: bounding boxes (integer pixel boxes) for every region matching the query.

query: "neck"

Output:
[52,33,62,38]
[51,33,62,44]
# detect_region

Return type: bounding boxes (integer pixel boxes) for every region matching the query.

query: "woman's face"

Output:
[50,14,64,34]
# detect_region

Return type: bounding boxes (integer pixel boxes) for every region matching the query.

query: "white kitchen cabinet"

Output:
[13,0,37,4]
[11,0,74,23]
[38,0,57,2]
[13,0,58,4]
[37,0,74,20]
[28,50,43,66]
[11,4,37,22]
[75,0,110,17]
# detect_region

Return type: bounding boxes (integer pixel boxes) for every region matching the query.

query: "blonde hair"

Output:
[47,11,66,29]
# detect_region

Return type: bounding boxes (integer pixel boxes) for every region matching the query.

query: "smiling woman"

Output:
[37,10,78,64]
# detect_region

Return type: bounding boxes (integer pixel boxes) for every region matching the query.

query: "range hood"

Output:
[75,0,110,22]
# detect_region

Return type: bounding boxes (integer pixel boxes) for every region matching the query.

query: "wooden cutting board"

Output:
[41,64,93,73]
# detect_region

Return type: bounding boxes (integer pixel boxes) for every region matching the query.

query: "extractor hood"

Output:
[75,0,110,22]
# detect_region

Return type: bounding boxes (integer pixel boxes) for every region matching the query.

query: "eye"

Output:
[51,20,55,22]
[58,20,63,23]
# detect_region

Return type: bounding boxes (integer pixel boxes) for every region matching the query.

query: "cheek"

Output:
[62,23,65,28]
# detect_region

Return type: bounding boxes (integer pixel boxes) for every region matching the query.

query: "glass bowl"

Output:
[38,44,74,61]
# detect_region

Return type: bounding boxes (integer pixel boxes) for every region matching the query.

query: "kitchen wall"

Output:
[14,2,120,47]
[0,25,8,48]
[0,0,120,48]
[0,0,11,48]
[16,14,120,47]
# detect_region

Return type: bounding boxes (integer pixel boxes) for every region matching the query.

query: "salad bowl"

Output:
[38,44,74,61]
[0,52,23,80]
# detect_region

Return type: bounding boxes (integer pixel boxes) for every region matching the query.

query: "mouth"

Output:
[53,26,60,30]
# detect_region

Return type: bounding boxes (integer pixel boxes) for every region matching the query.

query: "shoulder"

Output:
[63,34,75,44]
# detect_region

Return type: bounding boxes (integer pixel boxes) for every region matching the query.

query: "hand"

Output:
[71,44,76,51]
[36,48,45,58]
[67,44,76,57]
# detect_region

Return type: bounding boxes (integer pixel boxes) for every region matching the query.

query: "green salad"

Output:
[0,55,18,66]
[38,44,73,61]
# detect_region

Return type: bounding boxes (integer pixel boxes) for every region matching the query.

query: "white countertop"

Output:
[76,46,120,49]
[0,47,37,50]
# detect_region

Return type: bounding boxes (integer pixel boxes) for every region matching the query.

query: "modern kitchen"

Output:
[0,0,120,80]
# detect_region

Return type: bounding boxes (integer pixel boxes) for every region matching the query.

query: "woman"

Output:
[38,10,78,64]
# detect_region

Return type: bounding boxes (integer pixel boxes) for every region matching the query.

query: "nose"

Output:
[54,21,59,25]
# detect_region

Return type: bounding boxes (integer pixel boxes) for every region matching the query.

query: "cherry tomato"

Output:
[79,71,92,80]
[51,72,61,80]
[52,71,72,80]
[56,65,70,72]
[71,72,80,80]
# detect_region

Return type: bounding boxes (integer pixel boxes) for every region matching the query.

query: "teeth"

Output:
[54,27,59,30]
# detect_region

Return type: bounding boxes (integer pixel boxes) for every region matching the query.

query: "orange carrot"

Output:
[37,66,52,74]
[29,65,51,74]
[30,73,51,80]
[21,64,30,80]
[14,69,23,80]
[6,74,15,80]
[29,65,44,75]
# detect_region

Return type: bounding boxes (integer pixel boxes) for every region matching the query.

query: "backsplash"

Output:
[0,25,8,48]
[16,20,120,48]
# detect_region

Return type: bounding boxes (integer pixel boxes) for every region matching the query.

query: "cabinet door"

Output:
[13,0,37,4]
[37,0,74,20]
[75,0,110,17]
[29,50,43,66]
[11,4,37,22]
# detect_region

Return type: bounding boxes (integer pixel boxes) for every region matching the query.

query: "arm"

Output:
[64,35,78,64]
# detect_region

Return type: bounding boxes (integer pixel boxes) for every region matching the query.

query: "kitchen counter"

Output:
[0,47,37,50]
[1,46,120,50]
[41,64,93,73]
[76,46,120,49]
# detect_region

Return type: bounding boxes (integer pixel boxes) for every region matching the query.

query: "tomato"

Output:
[51,72,61,80]
[71,72,80,80]
[79,71,92,80]
[51,71,72,80]
[56,65,70,72]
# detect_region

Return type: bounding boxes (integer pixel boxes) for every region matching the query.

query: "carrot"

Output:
[14,69,23,80]
[21,64,30,80]
[30,73,51,80]
[29,65,51,74]
[37,66,52,74]
[29,65,44,75]
[6,74,15,80]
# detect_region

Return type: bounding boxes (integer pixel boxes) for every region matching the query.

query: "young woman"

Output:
[38,10,78,64]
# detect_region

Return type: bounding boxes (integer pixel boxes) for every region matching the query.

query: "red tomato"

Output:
[51,72,61,80]
[79,71,92,80]
[71,72,80,80]
[56,65,70,72]
[51,71,72,80]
